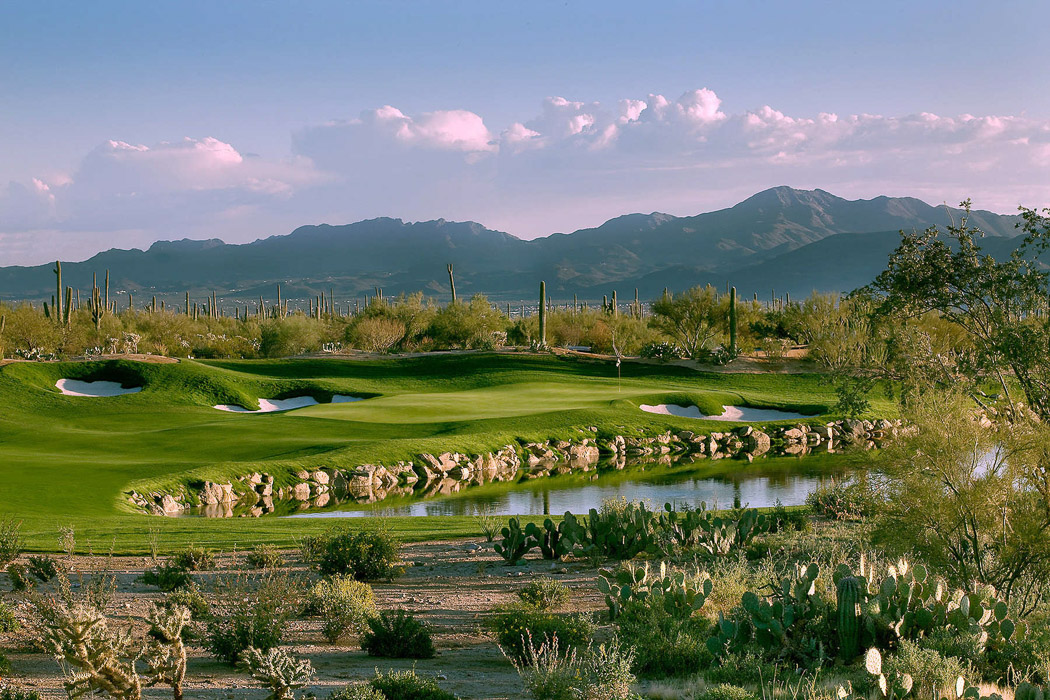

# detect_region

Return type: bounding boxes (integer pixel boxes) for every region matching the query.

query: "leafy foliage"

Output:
[361,610,435,659]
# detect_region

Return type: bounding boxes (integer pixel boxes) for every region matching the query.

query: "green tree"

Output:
[870,200,1050,418]
[649,285,723,359]
[873,390,1050,612]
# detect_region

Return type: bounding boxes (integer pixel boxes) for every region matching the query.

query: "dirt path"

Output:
[1,539,609,699]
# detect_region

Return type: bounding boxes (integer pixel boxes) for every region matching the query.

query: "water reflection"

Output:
[286,457,854,519]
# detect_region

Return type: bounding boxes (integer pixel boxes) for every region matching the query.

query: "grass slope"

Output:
[0,352,886,552]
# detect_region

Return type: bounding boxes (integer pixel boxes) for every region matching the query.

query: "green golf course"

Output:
[0,352,885,552]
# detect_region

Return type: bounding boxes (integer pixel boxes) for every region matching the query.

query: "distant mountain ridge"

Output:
[0,187,1026,305]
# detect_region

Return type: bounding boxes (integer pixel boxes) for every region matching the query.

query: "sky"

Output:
[2,0,1049,265]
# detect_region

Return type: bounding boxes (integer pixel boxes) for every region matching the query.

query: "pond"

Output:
[285,453,860,519]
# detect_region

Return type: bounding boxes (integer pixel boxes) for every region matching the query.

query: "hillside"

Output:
[0,187,1025,305]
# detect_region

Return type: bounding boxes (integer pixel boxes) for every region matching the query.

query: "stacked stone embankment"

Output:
[128,418,901,517]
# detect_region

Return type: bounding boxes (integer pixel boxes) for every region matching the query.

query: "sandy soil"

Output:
[1,539,610,699]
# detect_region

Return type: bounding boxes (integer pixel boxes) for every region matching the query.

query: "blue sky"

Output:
[2,0,1049,264]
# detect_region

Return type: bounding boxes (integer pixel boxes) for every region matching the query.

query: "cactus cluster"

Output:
[493,517,532,564]
[659,503,769,556]
[597,561,711,621]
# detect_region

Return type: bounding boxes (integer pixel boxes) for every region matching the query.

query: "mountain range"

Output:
[0,187,1029,307]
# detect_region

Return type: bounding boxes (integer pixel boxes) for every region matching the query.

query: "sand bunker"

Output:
[56,379,142,397]
[640,404,814,422]
[213,394,363,414]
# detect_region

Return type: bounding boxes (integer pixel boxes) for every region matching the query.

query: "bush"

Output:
[702,650,780,685]
[883,639,969,697]
[370,669,456,700]
[616,598,710,678]
[701,685,759,700]
[518,577,571,610]
[0,600,20,633]
[164,585,210,620]
[310,528,402,581]
[491,604,595,665]
[245,544,284,570]
[0,518,23,570]
[329,685,386,700]
[805,479,876,520]
[25,555,59,582]
[0,687,42,700]
[140,563,192,592]
[171,545,216,571]
[361,610,435,659]
[640,341,685,361]
[307,575,377,643]
[513,634,637,700]
[6,564,31,591]
[204,572,303,665]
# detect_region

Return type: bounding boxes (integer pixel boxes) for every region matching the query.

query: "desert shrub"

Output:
[165,585,211,620]
[616,598,710,678]
[140,562,192,592]
[25,555,59,582]
[370,669,456,700]
[259,315,323,357]
[701,685,759,700]
[474,512,503,542]
[883,639,969,697]
[767,502,810,534]
[513,633,636,700]
[6,564,31,591]
[309,528,401,581]
[329,685,386,700]
[0,518,23,570]
[805,479,876,520]
[171,545,216,571]
[245,544,284,570]
[702,649,780,685]
[490,604,595,665]
[0,601,20,633]
[640,341,685,361]
[361,610,435,659]
[352,317,406,353]
[204,572,303,665]
[0,687,42,700]
[307,575,377,643]
[518,577,571,610]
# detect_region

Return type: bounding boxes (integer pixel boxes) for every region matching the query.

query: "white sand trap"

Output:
[213,394,364,413]
[640,404,814,422]
[56,379,142,397]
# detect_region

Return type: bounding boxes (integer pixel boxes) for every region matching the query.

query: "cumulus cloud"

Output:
[3,89,1050,264]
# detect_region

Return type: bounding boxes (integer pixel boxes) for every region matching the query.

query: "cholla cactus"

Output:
[144,604,190,700]
[243,646,314,700]
[35,599,143,699]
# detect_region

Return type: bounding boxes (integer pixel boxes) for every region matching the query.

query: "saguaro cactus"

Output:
[447,263,457,304]
[539,280,547,348]
[53,260,63,324]
[729,286,738,356]
[90,274,107,332]
[837,576,863,661]
[611,290,618,318]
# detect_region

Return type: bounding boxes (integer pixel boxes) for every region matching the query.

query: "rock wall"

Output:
[127,418,901,517]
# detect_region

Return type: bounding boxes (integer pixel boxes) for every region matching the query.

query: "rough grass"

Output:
[0,352,889,552]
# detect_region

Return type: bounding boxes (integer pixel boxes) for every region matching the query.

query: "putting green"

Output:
[0,353,885,552]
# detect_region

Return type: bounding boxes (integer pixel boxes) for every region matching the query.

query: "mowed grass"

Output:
[0,352,887,552]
